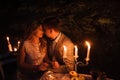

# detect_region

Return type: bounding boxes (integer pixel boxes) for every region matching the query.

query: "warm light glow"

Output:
[74,45,79,72]
[74,45,78,59]
[6,36,9,41]
[18,41,20,44]
[8,44,13,52]
[85,41,91,49]
[63,45,67,58]
[6,36,13,52]
[85,41,91,62]
[14,47,17,52]
[6,36,10,44]
[18,40,21,48]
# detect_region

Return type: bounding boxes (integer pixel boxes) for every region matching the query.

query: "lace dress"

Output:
[17,40,47,80]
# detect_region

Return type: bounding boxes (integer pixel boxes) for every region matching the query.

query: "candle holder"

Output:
[74,56,78,72]
[63,58,73,73]
[74,41,91,72]
[74,57,90,72]
[77,60,89,67]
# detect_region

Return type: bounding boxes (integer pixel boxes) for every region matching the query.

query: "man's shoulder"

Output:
[61,33,74,46]
[61,33,72,42]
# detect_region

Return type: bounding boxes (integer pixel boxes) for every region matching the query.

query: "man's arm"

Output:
[63,40,75,71]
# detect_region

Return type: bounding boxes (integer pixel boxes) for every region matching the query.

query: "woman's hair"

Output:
[21,19,47,49]
[24,20,42,40]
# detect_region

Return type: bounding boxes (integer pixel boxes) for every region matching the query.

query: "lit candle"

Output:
[6,36,13,52]
[63,45,67,58]
[85,41,91,62]
[17,40,21,48]
[74,45,78,72]
[6,36,10,44]
[8,44,13,52]
[13,47,17,52]
[74,45,78,59]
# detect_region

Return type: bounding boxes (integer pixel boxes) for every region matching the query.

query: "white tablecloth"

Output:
[40,71,92,80]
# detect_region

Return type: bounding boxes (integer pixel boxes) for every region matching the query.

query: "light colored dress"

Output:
[17,40,47,80]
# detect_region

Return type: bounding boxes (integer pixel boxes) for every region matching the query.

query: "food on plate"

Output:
[71,77,79,80]
[69,71,78,77]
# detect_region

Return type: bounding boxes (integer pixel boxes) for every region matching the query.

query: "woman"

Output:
[17,20,49,80]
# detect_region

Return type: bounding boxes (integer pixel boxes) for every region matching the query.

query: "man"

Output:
[42,17,75,73]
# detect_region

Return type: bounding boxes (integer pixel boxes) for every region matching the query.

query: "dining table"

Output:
[0,52,17,80]
[40,70,93,80]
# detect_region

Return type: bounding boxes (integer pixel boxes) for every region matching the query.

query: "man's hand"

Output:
[52,61,60,69]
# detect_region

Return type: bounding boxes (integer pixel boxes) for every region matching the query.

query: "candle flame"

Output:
[6,36,9,41]
[74,45,77,49]
[85,41,91,63]
[14,47,17,52]
[74,45,78,58]
[18,41,21,44]
[6,36,11,45]
[85,41,90,48]
[6,36,13,52]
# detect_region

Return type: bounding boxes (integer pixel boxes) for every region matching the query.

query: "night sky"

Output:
[0,0,120,79]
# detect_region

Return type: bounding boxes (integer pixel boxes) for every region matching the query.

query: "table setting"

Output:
[40,41,92,80]
[40,70,92,80]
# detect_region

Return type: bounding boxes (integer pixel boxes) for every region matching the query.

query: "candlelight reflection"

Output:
[63,45,67,58]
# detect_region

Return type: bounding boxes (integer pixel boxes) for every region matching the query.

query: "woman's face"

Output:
[34,25,44,38]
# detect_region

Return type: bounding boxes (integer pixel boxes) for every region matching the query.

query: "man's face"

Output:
[44,27,52,39]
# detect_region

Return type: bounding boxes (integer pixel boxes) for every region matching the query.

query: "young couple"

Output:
[17,17,75,80]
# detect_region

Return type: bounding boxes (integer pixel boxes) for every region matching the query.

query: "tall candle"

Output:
[6,36,10,44]
[8,44,13,52]
[17,40,21,48]
[6,36,13,52]
[63,45,67,58]
[74,45,78,72]
[85,41,91,62]
[74,45,78,59]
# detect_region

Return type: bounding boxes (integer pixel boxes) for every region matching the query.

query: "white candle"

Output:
[8,44,13,52]
[17,40,21,48]
[6,36,13,52]
[13,47,17,52]
[6,36,10,44]
[85,41,91,62]
[63,45,67,58]
[74,45,78,72]
[74,45,78,59]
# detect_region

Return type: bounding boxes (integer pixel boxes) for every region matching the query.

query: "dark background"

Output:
[0,0,120,79]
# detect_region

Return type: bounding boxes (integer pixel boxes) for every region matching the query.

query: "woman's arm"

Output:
[17,45,37,73]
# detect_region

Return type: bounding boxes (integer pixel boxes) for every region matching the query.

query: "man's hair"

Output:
[42,17,60,31]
